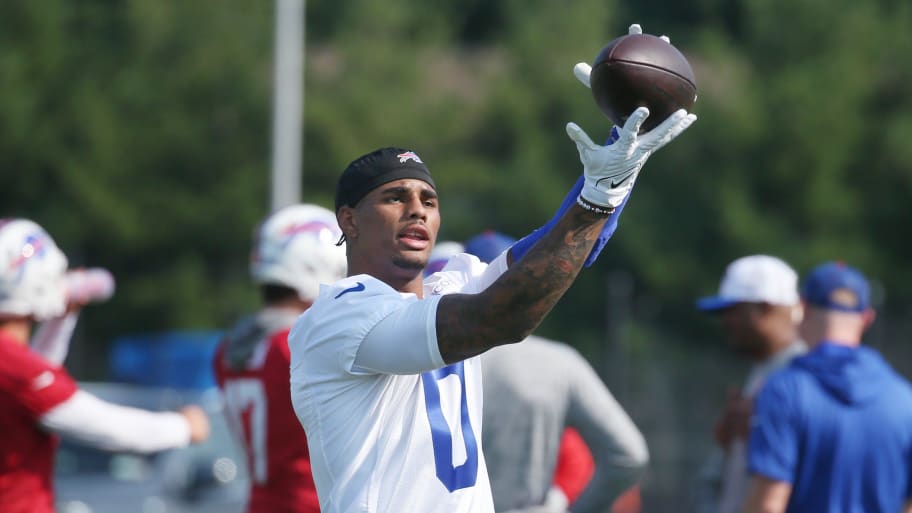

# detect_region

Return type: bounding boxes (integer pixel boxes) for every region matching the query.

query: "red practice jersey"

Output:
[553,427,595,504]
[0,332,78,513]
[214,312,319,513]
[552,428,642,513]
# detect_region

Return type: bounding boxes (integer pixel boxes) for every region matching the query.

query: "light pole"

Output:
[270,0,305,211]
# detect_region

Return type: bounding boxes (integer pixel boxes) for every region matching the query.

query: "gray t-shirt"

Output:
[481,335,648,513]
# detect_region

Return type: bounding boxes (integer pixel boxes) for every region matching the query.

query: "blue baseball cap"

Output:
[464,231,516,264]
[801,261,871,313]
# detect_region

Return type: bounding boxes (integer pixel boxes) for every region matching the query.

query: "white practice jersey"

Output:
[289,253,508,513]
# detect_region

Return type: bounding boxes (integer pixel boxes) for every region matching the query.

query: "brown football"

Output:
[589,33,697,132]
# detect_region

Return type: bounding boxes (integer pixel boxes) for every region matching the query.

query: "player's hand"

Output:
[65,268,115,312]
[180,405,211,444]
[567,107,696,208]
[713,386,752,450]
[565,23,693,209]
[573,24,670,90]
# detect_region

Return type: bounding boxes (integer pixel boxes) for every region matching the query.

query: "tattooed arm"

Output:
[435,203,608,363]
[435,108,695,363]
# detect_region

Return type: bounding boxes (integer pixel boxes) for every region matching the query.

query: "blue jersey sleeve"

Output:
[747,374,799,483]
[510,128,627,268]
[907,435,912,501]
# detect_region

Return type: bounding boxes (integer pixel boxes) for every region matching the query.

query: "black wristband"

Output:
[576,195,616,216]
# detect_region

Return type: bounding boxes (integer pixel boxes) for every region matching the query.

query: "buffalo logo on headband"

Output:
[397,151,423,164]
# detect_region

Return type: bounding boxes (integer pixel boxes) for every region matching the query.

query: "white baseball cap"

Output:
[696,255,799,311]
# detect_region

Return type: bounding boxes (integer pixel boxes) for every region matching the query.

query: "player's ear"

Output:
[862,308,877,330]
[337,206,358,241]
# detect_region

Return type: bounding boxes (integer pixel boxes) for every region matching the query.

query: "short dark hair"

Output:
[334,147,436,211]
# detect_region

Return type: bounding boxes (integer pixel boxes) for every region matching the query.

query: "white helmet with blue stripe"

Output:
[250,204,347,302]
[0,218,69,321]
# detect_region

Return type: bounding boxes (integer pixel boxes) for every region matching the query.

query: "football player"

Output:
[214,204,346,513]
[0,218,209,513]
[289,89,693,513]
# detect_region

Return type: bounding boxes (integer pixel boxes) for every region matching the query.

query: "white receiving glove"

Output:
[567,107,696,209]
[567,23,693,210]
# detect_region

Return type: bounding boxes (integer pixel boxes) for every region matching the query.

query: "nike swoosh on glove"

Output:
[567,106,696,208]
[511,130,627,268]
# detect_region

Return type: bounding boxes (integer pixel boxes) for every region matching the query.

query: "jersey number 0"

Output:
[421,362,479,492]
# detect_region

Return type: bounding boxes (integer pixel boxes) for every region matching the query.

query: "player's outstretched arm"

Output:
[436,108,695,363]
[437,202,606,363]
[40,390,210,452]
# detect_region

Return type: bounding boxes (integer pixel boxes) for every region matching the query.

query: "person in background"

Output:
[0,218,210,513]
[464,230,649,513]
[692,255,806,513]
[213,204,347,513]
[743,261,912,513]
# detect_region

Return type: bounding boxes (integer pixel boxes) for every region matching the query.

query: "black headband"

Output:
[334,147,436,211]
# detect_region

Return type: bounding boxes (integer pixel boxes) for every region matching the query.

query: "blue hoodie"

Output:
[748,343,912,513]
